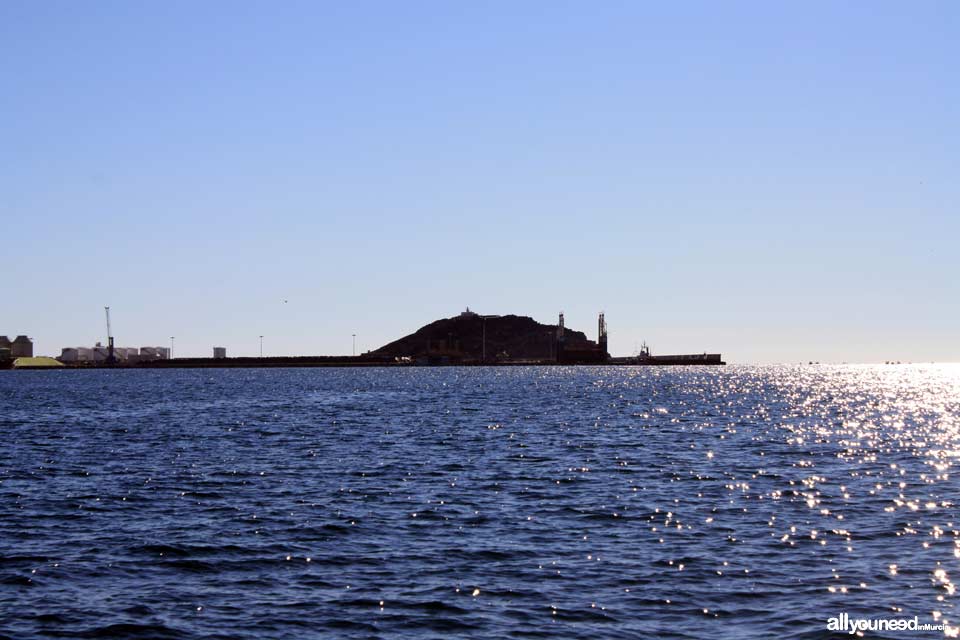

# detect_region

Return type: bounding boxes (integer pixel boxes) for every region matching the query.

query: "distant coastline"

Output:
[8,355,724,370]
[3,310,725,369]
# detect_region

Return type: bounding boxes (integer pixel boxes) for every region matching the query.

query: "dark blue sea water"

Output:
[1,366,958,639]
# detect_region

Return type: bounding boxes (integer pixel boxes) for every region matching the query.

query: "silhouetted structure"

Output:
[598,312,608,354]
[555,312,609,364]
[23,308,722,369]
[374,310,609,364]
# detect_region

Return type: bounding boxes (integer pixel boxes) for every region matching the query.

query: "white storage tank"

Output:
[140,347,171,361]
[115,347,139,361]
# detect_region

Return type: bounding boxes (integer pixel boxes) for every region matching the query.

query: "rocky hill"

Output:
[371,312,598,362]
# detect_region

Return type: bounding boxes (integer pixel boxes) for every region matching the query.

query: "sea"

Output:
[1,365,958,639]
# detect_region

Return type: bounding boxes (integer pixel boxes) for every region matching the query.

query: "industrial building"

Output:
[554,313,610,364]
[59,345,170,364]
[213,347,227,359]
[60,344,124,363]
[1,336,34,358]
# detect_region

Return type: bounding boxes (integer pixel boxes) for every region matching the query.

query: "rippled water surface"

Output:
[2,365,959,639]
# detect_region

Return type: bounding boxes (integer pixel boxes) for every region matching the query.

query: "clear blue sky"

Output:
[2,1,957,363]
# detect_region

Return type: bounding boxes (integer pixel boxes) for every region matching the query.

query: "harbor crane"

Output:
[104,306,116,365]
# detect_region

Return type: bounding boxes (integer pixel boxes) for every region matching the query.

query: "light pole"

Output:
[352,334,356,356]
[259,335,264,358]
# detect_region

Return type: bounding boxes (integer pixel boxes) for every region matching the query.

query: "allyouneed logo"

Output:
[827,613,943,634]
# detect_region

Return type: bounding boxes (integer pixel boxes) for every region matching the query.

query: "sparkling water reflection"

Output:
[0,365,958,638]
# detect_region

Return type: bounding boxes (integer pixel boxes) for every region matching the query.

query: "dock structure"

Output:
[609,353,725,366]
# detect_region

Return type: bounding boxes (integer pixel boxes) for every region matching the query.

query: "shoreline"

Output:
[4,356,726,370]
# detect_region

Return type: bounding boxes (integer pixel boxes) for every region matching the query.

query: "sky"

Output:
[2,1,957,363]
